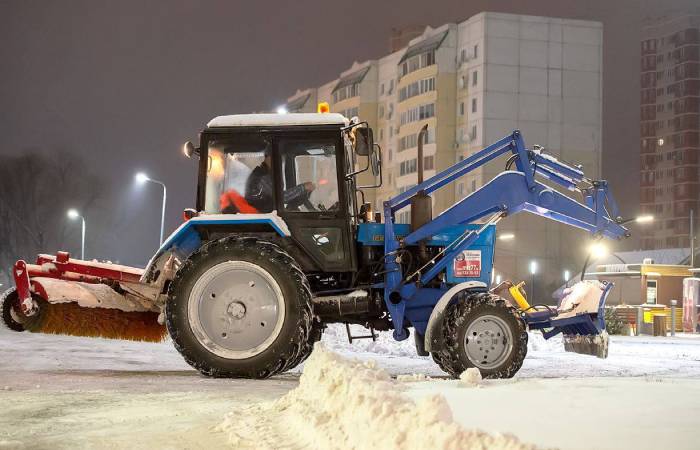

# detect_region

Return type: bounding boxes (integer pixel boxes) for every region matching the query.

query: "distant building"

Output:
[640,14,700,250]
[281,12,604,298]
[557,247,692,306]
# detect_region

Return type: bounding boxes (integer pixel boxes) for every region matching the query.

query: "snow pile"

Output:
[557,280,604,318]
[217,344,532,450]
[459,368,482,386]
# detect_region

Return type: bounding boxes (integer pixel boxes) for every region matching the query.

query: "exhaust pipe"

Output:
[411,124,432,262]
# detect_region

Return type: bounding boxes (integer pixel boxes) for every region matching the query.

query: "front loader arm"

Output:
[405,171,628,246]
[381,130,628,339]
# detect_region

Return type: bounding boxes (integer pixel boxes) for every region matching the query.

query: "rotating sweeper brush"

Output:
[1,253,167,342]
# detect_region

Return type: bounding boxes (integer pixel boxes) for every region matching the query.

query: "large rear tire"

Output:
[432,292,527,379]
[166,237,313,379]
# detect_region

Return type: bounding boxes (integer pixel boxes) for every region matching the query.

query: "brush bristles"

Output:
[27,302,167,342]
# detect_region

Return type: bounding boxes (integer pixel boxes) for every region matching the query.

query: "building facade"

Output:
[283,12,603,297]
[640,14,700,250]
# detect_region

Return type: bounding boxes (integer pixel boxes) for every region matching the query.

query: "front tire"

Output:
[432,292,527,379]
[166,237,313,378]
[1,288,25,332]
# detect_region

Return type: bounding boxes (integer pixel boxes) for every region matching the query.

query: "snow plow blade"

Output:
[5,252,166,342]
[521,281,613,359]
[563,331,609,359]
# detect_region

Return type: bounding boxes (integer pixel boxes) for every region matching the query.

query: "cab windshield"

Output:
[204,138,270,214]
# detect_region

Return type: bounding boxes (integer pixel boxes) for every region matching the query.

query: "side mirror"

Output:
[370,146,380,177]
[183,141,198,158]
[354,127,373,156]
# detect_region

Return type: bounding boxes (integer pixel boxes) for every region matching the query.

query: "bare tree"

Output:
[0,150,104,286]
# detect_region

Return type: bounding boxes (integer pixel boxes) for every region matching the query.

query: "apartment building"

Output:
[282,12,603,296]
[640,14,700,250]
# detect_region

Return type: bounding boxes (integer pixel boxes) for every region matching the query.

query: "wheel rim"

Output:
[188,261,286,359]
[463,314,513,370]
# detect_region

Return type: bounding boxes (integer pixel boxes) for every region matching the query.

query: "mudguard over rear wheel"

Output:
[432,292,528,379]
[166,237,314,379]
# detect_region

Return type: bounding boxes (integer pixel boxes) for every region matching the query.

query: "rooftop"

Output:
[207,113,348,128]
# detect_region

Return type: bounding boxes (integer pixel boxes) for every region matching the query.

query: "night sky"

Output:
[0,0,696,266]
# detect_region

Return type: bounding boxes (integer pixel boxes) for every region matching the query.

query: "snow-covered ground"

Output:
[1,325,699,449]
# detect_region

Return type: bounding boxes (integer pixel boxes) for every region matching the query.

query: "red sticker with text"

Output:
[454,250,482,278]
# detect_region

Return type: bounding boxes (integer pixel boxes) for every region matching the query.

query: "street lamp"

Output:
[529,260,538,300]
[135,172,167,246]
[498,233,515,241]
[67,209,86,260]
[563,269,571,287]
[276,106,288,114]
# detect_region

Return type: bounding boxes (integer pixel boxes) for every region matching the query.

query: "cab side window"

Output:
[279,140,340,212]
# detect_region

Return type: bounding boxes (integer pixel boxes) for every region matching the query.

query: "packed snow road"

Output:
[1,325,699,449]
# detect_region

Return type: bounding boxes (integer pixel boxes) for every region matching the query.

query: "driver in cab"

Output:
[245,151,315,213]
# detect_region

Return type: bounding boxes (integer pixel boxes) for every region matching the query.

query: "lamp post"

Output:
[136,172,167,246]
[529,260,538,300]
[67,209,86,260]
[563,269,571,288]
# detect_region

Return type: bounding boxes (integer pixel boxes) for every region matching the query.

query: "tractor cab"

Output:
[187,112,380,279]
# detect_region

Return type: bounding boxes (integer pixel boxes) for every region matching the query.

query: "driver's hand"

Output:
[304,181,316,192]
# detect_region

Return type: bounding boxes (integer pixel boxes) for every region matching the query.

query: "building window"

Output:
[379,105,384,118]
[399,158,418,176]
[470,124,477,141]
[471,98,477,113]
[379,129,384,141]
[473,44,478,59]
[400,50,436,77]
[399,103,435,125]
[380,83,385,95]
[332,82,359,103]
[459,102,465,116]
[472,70,478,86]
[398,128,435,152]
[398,77,435,102]
[339,107,358,118]
[423,155,434,171]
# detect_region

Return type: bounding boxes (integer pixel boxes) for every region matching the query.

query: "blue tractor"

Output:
[2,111,628,379]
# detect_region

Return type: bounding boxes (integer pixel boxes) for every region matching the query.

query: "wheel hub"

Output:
[227,301,246,320]
[464,315,514,370]
[187,261,285,360]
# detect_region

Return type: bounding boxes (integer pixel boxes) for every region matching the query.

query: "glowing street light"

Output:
[635,215,654,224]
[589,242,609,260]
[276,106,288,114]
[67,209,86,260]
[529,260,538,300]
[529,260,538,275]
[135,172,167,246]
[498,233,515,241]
